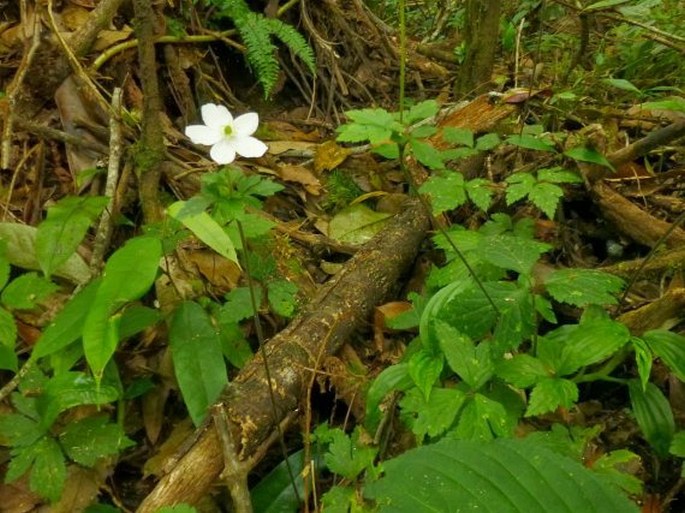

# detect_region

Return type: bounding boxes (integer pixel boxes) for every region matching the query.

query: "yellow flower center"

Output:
[223,124,233,136]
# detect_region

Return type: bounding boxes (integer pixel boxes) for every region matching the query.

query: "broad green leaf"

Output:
[537,167,583,184]
[409,139,445,169]
[496,354,550,388]
[400,386,466,439]
[35,196,108,277]
[603,78,642,94]
[529,182,564,218]
[365,438,639,512]
[0,305,16,348]
[586,0,631,11]
[452,393,511,440]
[631,336,652,391]
[441,127,474,148]
[642,330,685,382]
[0,223,91,284]
[405,100,439,124]
[169,301,228,425]
[251,449,308,513]
[0,413,44,447]
[267,280,298,318]
[328,204,391,245]
[410,125,438,138]
[408,349,443,400]
[479,234,551,275]
[639,97,685,113]
[592,450,644,495]
[167,201,238,264]
[1,273,58,310]
[670,431,685,457]
[156,506,198,513]
[0,342,18,372]
[83,309,120,382]
[505,134,556,152]
[337,108,402,144]
[35,372,120,429]
[523,423,601,461]
[558,318,630,375]
[475,132,501,151]
[419,172,466,214]
[60,416,134,466]
[505,172,536,205]
[526,378,578,416]
[465,178,493,211]
[544,268,625,307]
[217,322,253,369]
[323,427,377,480]
[435,320,493,390]
[320,486,357,513]
[118,305,161,340]
[21,436,66,503]
[0,241,9,289]
[365,363,413,432]
[219,287,261,324]
[629,380,674,457]
[32,279,101,359]
[564,146,615,170]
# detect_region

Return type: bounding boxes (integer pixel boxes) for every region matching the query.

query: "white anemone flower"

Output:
[185,104,268,165]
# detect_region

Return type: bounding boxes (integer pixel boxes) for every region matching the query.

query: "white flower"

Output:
[185,104,268,165]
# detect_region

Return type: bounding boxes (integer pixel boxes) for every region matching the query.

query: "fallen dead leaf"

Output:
[276,164,322,195]
[314,140,352,173]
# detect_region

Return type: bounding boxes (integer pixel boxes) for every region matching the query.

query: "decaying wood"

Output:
[136,198,431,512]
[618,288,685,335]
[601,246,685,281]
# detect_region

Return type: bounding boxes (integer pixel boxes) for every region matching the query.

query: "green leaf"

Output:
[32,279,101,359]
[419,172,466,214]
[465,178,493,211]
[327,204,391,245]
[405,100,439,124]
[337,108,402,144]
[629,380,674,457]
[496,354,550,388]
[118,305,161,340]
[506,134,556,152]
[267,280,298,318]
[409,139,445,170]
[167,201,238,265]
[323,427,377,480]
[410,125,438,138]
[408,349,443,400]
[441,127,474,148]
[35,372,120,429]
[365,363,413,432]
[60,416,134,466]
[475,132,501,151]
[557,318,630,375]
[529,182,564,218]
[592,450,644,495]
[169,301,228,425]
[642,330,685,382]
[400,386,466,440]
[320,486,357,513]
[670,431,685,457]
[156,506,198,513]
[435,320,493,390]
[479,234,551,275]
[452,393,512,440]
[0,307,17,370]
[544,268,625,307]
[0,413,44,447]
[18,436,66,503]
[0,223,91,284]
[639,97,685,113]
[251,449,308,513]
[505,172,536,205]
[365,438,638,513]
[631,336,652,391]
[0,241,10,289]
[585,0,632,11]
[526,378,578,416]
[603,78,642,94]
[35,196,109,278]
[1,273,58,310]
[564,146,615,170]
[537,167,583,184]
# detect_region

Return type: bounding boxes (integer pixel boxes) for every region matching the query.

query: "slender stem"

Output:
[398,0,406,122]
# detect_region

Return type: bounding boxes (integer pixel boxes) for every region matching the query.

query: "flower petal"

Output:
[185,124,223,146]
[201,104,232,129]
[233,136,268,158]
[210,140,237,164]
[232,112,259,137]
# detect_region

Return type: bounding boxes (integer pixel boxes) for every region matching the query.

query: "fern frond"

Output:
[263,18,316,74]
[237,12,281,96]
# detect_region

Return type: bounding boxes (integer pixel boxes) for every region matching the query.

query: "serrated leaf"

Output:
[400,386,466,439]
[558,318,629,375]
[218,287,260,324]
[629,380,674,457]
[592,450,644,495]
[465,178,493,211]
[323,428,377,480]
[496,354,550,388]
[28,436,66,503]
[452,393,511,440]
[35,196,108,278]
[1,273,58,310]
[0,224,91,284]
[365,363,413,432]
[60,416,134,466]
[642,330,685,382]
[267,280,298,318]
[409,138,445,170]
[0,413,44,447]
[526,378,578,416]
[405,100,439,124]
[434,320,493,390]
[479,234,551,275]
[365,438,638,513]
[169,301,228,425]
[564,146,615,170]
[529,182,564,218]
[506,134,556,152]
[545,268,624,307]
[408,350,443,400]
[441,127,474,148]
[337,109,401,144]
[419,172,466,214]
[537,167,583,184]
[168,201,238,264]
[505,172,536,205]
[475,132,501,151]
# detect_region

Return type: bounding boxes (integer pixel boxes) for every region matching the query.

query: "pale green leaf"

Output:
[603,78,642,94]
[405,100,439,124]
[441,127,474,148]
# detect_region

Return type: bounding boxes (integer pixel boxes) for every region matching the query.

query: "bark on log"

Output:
[136,198,431,511]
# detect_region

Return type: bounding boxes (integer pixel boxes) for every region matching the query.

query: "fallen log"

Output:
[136,197,432,511]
